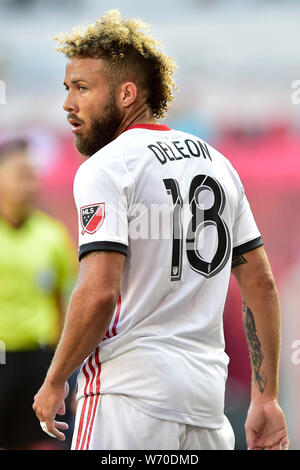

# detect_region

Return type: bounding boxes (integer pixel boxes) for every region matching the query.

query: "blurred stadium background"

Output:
[1,0,300,450]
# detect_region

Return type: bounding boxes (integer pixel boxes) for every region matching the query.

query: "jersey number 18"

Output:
[163,174,231,281]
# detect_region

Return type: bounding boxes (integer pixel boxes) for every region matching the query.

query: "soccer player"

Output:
[33,10,289,450]
[0,138,77,449]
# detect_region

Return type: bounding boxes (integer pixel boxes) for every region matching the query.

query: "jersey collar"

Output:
[125,123,171,132]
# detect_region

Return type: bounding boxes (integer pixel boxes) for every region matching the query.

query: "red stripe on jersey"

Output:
[82,362,90,396]
[77,349,102,449]
[103,295,121,340]
[126,123,171,132]
[84,350,101,449]
[88,354,96,395]
[80,353,97,449]
[94,347,101,394]
[75,364,90,449]
[80,395,95,450]
[75,397,88,449]
[112,295,121,337]
[104,330,111,339]
[86,393,101,450]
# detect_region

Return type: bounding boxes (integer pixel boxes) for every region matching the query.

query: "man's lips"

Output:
[68,118,84,134]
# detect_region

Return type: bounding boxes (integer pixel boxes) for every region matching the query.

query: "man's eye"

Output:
[79,86,87,92]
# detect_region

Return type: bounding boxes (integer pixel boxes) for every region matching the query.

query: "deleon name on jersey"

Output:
[148,139,212,165]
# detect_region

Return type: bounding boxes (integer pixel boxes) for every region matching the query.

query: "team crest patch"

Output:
[80,203,105,235]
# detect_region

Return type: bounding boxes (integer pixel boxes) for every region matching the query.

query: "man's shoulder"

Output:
[74,131,142,187]
[77,132,133,172]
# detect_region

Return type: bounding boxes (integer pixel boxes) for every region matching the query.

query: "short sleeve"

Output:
[73,162,130,261]
[232,185,264,257]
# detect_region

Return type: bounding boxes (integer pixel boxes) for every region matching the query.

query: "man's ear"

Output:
[118,82,138,109]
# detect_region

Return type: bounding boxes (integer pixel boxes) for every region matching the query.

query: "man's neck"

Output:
[114,106,157,140]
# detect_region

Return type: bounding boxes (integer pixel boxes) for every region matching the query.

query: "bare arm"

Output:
[33,251,125,440]
[232,246,288,450]
[46,251,125,385]
[232,246,280,402]
[54,289,67,342]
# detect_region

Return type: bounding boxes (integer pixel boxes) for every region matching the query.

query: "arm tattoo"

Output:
[82,251,111,260]
[89,251,111,256]
[232,254,247,269]
[242,301,267,393]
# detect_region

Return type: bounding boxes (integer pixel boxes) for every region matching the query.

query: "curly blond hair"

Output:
[55,9,177,119]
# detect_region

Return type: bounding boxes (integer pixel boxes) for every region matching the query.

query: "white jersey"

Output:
[73,123,263,429]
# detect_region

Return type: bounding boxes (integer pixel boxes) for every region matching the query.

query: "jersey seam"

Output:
[120,133,140,210]
[119,128,172,209]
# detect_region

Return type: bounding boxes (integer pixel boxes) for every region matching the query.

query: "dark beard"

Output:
[75,100,122,157]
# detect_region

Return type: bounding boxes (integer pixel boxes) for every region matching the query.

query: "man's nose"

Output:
[63,94,79,114]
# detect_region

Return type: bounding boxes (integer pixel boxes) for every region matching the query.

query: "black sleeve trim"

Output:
[232,236,264,257]
[79,241,128,261]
